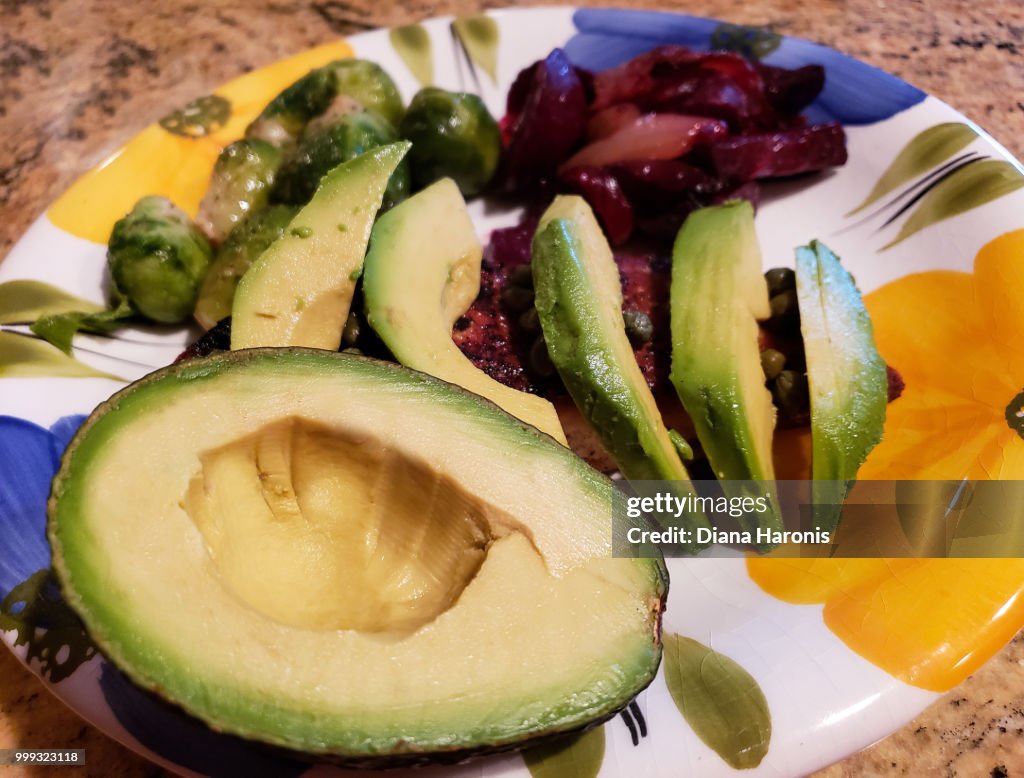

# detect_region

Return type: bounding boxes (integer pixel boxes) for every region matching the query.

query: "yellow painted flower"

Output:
[48,41,354,244]
[750,229,1024,692]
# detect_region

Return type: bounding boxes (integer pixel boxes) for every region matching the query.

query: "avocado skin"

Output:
[48,348,667,765]
[795,240,887,531]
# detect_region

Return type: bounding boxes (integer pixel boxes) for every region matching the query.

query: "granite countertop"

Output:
[1,0,1023,776]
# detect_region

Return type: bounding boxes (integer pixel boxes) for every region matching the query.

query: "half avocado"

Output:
[49,349,666,764]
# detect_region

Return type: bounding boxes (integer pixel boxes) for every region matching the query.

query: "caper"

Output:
[508,264,534,289]
[772,369,810,416]
[764,267,796,297]
[518,307,541,334]
[623,309,653,345]
[529,337,556,378]
[501,285,535,314]
[342,311,361,346]
[760,348,786,380]
[768,289,800,328]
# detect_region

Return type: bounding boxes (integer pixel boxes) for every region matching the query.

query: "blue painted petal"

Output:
[100,664,308,778]
[49,415,86,453]
[566,8,925,125]
[762,38,925,125]
[0,416,60,597]
[566,8,720,68]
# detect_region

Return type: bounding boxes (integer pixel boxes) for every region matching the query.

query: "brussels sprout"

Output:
[195,139,283,244]
[193,204,297,330]
[399,87,501,197]
[246,67,336,147]
[303,94,365,138]
[272,111,410,210]
[324,59,405,128]
[107,196,213,324]
[246,59,404,148]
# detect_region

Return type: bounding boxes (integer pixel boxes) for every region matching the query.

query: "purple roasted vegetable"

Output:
[709,122,848,181]
[591,46,777,130]
[755,63,826,116]
[610,159,717,195]
[558,166,635,245]
[500,49,588,191]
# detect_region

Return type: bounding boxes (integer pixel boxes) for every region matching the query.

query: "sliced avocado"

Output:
[194,205,297,330]
[531,196,706,533]
[795,240,887,531]
[363,178,567,444]
[231,142,410,350]
[49,349,665,763]
[669,202,783,539]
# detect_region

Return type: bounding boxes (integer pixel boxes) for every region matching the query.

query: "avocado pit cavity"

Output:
[183,416,492,633]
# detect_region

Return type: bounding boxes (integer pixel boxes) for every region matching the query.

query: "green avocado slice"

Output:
[669,202,783,540]
[531,196,706,534]
[230,141,409,351]
[362,177,567,443]
[194,204,297,331]
[796,240,887,531]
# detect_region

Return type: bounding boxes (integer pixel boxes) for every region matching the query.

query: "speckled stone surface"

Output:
[1,1,1023,776]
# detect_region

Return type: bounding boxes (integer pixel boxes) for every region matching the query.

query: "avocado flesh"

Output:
[230,142,410,350]
[532,197,703,525]
[183,416,491,633]
[49,349,665,761]
[795,240,887,531]
[363,178,567,444]
[669,202,782,538]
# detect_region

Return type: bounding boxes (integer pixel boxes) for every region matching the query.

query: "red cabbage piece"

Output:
[591,46,777,130]
[487,220,538,268]
[709,122,847,181]
[755,63,826,115]
[609,159,717,195]
[500,49,588,191]
[558,166,635,245]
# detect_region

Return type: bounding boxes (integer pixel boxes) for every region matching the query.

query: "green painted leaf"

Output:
[389,25,433,86]
[0,280,104,324]
[0,331,119,379]
[523,727,605,778]
[159,94,231,138]
[30,299,134,355]
[882,159,1024,250]
[709,23,781,60]
[848,122,977,215]
[0,569,97,683]
[663,633,771,769]
[452,15,500,84]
